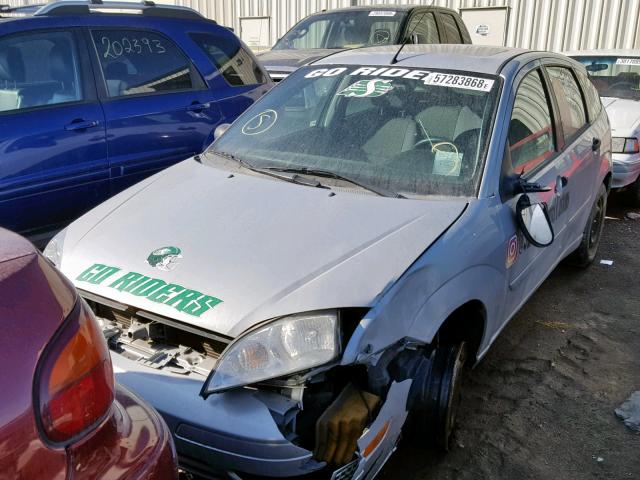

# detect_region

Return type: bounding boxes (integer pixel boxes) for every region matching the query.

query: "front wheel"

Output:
[567,183,607,268]
[404,342,467,451]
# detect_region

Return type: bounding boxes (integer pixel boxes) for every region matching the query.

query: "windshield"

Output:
[273,10,406,50]
[573,56,640,100]
[205,66,500,198]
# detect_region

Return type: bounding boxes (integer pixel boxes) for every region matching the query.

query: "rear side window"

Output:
[546,66,587,140]
[0,31,82,113]
[440,13,463,43]
[508,70,555,174]
[575,69,602,120]
[406,12,439,44]
[190,32,266,86]
[92,30,197,98]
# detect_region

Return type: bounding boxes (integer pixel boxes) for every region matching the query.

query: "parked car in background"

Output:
[567,50,640,205]
[0,228,177,480]
[0,0,272,244]
[257,5,471,81]
[45,44,611,479]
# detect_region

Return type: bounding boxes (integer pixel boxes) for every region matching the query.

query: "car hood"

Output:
[601,97,640,135]
[257,48,343,71]
[59,160,467,338]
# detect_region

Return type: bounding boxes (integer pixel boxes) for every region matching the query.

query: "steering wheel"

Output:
[414,136,450,149]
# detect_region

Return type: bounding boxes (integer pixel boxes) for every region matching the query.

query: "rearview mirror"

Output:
[214,123,231,139]
[585,63,608,72]
[516,195,554,247]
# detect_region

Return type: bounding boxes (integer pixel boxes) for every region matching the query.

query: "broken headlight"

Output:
[202,310,339,395]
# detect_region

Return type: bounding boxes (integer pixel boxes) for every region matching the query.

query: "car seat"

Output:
[415,105,482,140]
[362,90,418,162]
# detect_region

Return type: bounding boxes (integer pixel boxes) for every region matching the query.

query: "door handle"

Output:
[186,102,210,112]
[592,137,601,151]
[65,119,99,131]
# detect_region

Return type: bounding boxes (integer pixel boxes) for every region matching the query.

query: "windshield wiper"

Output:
[264,166,405,198]
[208,151,325,189]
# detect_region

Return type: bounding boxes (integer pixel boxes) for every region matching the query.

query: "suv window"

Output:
[0,31,82,113]
[508,70,555,174]
[92,30,196,97]
[406,12,439,44]
[546,66,587,140]
[440,13,463,43]
[575,69,602,121]
[190,32,266,86]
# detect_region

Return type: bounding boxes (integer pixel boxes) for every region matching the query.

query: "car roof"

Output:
[0,228,36,264]
[306,4,456,16]
[312,44,535,75]
[564,49,640,57]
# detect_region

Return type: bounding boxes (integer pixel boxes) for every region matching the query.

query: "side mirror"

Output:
[214,123,231,139]
[516,194,554,247]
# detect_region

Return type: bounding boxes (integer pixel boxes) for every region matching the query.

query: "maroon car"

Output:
[0,228,177,479]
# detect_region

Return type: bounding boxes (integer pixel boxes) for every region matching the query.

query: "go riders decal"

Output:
[305,66,495,92]
[76,263,222,317]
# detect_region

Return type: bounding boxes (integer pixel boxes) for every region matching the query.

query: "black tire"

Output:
[625,177,640,207]
[568,183,607,268]
[404,342,467,451]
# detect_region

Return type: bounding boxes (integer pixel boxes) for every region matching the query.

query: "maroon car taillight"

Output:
[35,299,115,444]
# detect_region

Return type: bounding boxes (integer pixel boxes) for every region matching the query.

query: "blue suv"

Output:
[0,0,272,243]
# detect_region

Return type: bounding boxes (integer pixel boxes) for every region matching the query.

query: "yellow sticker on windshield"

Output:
[422,72,494,92]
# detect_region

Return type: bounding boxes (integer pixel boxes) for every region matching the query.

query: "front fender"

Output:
[343,264,505,365]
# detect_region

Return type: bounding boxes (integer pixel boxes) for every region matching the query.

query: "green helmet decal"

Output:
[146,246,182,271]
[337,79,394,98]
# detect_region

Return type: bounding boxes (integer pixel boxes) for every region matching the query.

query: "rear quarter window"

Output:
[546,66,588,140]
[576,69,603,121]
[440,13,463,43]
[190,32,266,87]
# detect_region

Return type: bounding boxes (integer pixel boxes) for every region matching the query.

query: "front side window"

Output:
[406,12,439,44]
[0,31,82,113]
[206,66,499,197]
[273,10,407,50]
[91,30,196,97]
[190,32,266,86]
[572,55,640,101]
[508,70,555,174]
[441,14,463,43]
[546,66,587,140]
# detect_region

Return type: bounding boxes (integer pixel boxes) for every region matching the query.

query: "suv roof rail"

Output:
[33,0,210,21]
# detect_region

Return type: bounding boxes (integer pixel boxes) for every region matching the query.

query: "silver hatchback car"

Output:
[45,45,611,480]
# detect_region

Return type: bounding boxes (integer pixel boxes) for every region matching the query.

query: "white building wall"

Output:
[3,0,639,51]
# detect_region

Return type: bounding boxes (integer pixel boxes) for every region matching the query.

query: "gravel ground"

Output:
[380,198,640,479]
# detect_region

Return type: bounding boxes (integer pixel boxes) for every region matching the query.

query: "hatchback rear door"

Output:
[0,29,108,239]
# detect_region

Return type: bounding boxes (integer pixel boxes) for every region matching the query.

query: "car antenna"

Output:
[390,11,429,65]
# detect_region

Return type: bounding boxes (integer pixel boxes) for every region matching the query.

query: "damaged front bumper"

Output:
[111,350,411,479]
[111,352,324,478]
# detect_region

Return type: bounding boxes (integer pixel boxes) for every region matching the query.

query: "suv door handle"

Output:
[592,137,601,151]
[186,102,210,112]
[65,119,99,131]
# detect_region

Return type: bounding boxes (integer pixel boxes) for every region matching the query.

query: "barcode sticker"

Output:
[369,10,396,16]
[616,58,640,65]
[422,72,494,92]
